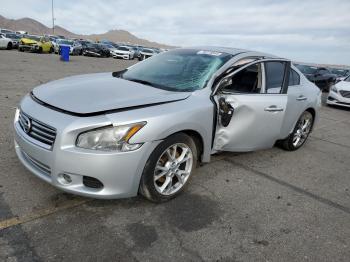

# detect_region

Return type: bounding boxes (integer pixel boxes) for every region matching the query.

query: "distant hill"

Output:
[0,15,172,48]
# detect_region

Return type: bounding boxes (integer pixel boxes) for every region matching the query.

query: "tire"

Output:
[38,47,43,53]
[279,111,314,151]
[139,133,198,202]
[19,47,24,52]
[49,47,54,53]
[7,42,12,50]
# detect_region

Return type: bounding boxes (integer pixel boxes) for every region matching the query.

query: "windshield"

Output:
[118,46,129,51]
[142,49,154,53]
[331,69,349,77]
[345,75,350,82]
[25,35,41,41]
[5,33,20,39]
[121,49,232,92]
[58,40,74,46]
[87,43,99,48]
[296,65,317,74]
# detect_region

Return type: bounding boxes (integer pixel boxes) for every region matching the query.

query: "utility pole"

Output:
[52,0,55,35]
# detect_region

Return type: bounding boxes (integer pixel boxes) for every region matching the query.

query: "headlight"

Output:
[330,85,338,93]
[76,122,146,151]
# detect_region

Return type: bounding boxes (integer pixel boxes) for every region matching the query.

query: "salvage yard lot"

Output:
[0,50,349,262]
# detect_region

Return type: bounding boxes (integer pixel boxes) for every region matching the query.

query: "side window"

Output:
[288,69,300,86]
[221,63,262,94]
[265,62,286,94]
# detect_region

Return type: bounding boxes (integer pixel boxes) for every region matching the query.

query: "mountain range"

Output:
[0,15,171,48]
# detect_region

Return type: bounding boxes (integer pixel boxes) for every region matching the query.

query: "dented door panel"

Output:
[214,94,288,151]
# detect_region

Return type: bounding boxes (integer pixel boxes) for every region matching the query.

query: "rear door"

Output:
[213,59,291,151]
[281,67,307,137]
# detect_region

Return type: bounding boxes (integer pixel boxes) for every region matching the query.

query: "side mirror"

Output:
[219,78,232,89]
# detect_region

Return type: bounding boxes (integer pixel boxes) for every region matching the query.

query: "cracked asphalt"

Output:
[0,50,349,262]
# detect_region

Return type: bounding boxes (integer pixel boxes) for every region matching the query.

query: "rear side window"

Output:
[289,69,300,86]
[265,62,286,93]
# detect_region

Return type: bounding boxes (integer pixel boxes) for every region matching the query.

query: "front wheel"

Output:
[7,42,12,50]
[280,111,314,151]
[139,133,197,202]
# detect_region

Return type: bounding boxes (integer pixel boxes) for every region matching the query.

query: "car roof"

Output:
[185,46,278,58]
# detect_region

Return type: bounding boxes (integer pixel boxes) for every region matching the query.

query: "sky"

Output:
[2,0,350,65]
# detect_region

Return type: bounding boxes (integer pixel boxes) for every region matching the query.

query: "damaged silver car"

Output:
[14,47,321,202]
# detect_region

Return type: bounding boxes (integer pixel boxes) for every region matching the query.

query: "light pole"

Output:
[52,0,55,35]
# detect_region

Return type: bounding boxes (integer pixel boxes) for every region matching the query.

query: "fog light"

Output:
[58,173,73,185]
[62,174,72,183]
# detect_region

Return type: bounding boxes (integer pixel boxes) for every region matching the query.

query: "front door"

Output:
[213,60,290,152]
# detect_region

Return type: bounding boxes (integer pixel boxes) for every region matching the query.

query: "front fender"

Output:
[106,93,214,162]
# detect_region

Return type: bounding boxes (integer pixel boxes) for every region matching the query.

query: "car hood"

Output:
[335,80,350,91]
[32,73,190,115]
[21,38,38,45]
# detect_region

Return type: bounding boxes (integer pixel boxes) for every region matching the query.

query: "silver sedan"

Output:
[14,47,321,202]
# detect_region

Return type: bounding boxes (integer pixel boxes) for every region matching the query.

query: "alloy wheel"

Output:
[292,112,313,147]
[153,143,193,195]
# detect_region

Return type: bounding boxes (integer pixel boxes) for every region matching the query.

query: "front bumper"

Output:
[112,53,130,59]
[327,90,350,108]
[83,50,102,57]
[19,44,40,52]
[14,97,160,199]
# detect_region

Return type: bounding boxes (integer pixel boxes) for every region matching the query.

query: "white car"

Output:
[327,76,350,108]
[0,34,13,49]
[0,28,14,34]
[111,46,135,60]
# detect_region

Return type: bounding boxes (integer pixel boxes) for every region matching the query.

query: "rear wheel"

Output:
[49,47,54,53]
[38,47,43,53]
[139,133,197,202]
[280,111,314,151]
[7,42,12,50]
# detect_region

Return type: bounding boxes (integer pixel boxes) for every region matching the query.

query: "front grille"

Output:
[339,90,350,98]
[18,111,56,148]
[83,176,104,189]
[22,150,51,177]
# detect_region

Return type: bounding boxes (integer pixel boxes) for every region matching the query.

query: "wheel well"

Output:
[305,107,316,131]
[176,130,204,162]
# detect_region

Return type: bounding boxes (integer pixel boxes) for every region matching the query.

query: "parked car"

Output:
[99,39,119,48]
[82,43,110,57]
[0,28,14,34]
[111,46,135,60]
[129,46,141,59]
[327,75,350,108]
[57,39,83,55]
[14,47,321,202]
[139,48,157,60]
[330,68,350,81]
[16,30,28,35]
[75,40,92,53]
[295,65,336,92]
[19,35,54,53]
[3,33,21,48]
[0,34,13,49]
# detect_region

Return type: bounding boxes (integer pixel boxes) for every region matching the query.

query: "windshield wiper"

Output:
[124,78,159,88]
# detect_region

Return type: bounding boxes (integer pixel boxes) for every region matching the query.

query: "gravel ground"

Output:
[0,50,349,262]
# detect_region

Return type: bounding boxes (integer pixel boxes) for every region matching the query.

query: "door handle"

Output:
[296,96,307,101]
[264,106,284,112]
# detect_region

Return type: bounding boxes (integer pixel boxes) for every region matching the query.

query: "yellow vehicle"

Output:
[19,35,53,53]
